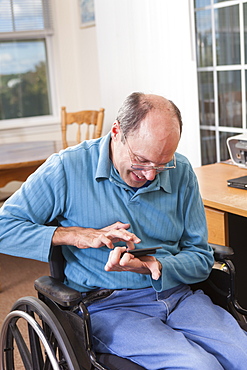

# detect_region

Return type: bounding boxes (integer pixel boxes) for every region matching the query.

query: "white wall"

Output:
[52,0,101,110]
[0,0,201,167]
[95,0,201,167]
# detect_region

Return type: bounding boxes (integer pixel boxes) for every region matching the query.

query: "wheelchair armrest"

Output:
[34,275,82,308]
[210,243,234,260]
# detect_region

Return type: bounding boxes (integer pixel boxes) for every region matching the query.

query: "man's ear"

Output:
[111,121,121,141]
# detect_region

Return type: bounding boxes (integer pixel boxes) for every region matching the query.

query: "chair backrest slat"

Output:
[61,106,105,149]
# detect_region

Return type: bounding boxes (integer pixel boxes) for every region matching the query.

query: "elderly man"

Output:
[0,92,246,369]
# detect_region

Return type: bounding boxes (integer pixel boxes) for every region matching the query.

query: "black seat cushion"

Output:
[96,353,145,370]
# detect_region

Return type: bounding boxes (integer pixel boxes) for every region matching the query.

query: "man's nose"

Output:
[142,169,157,181]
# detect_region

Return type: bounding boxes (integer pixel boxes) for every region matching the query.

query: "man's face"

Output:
[110,108,180,188]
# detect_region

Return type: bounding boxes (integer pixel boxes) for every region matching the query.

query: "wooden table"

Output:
[0,141,62,188]
[194,162,247,246]
[194,162,247,307]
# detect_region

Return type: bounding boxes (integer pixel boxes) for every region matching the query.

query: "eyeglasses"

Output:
[124,135,176,173]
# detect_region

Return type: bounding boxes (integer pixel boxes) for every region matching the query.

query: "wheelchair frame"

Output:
[0,244,247,370]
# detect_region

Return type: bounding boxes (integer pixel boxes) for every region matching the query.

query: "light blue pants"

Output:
[86,285,247,370]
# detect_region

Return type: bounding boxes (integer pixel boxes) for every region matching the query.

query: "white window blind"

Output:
[0,0,53,36]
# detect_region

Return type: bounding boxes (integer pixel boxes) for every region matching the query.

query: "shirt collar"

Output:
[95,132,112,180]
[95,132,172,193]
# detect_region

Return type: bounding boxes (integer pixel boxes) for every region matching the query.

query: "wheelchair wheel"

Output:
[0,296,81,370]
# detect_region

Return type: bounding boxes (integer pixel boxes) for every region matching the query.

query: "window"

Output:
[194,0,247,164]
[0,0,53,122]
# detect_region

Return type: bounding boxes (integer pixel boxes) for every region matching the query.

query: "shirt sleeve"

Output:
[0,154,66,262]
[151,170,214,292]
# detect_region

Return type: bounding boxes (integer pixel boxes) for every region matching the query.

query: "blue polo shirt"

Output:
[0,133,214,292]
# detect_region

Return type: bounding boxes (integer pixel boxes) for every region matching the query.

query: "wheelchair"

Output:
[0,243,247,370]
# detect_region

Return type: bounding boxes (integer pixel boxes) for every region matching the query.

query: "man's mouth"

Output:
[132,171,146,180]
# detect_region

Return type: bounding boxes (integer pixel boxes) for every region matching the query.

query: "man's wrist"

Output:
[52,226,75,246]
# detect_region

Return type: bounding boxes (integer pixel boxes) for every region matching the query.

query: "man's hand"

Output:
[52,222,141,250]
[104,246,162,280]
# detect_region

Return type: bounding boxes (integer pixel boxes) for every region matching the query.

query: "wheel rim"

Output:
[0,296,80,370]
[0,310,60,370]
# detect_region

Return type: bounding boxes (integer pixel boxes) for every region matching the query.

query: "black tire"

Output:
[0,296,81,370]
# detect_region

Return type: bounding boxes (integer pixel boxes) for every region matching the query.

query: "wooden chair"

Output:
[61,106,105,149]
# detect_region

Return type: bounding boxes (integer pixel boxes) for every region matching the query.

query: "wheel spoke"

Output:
[9,321,32,369]
[28,323,45,370]
[1,297,82,370]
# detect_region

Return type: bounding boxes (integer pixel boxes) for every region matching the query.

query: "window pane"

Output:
[214,0,232,3]
[218,70,242,127]
[195,9,213,67]
[245,70,247,124]
[243,3,247,64]
[13,0,44,31]
[198,71,215,126]
[215,5,240,65]
[219,131,233,161]
[200,129,216,165]
[0,0,48,32]
[194,0,211,7]
[0,0,12,32]
[0,40,51,120]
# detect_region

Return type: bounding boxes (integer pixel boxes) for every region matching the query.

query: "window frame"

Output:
[0,1,58,130]
[194,0,247,164]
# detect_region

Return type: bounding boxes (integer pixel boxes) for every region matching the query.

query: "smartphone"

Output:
[121,246,162,258]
